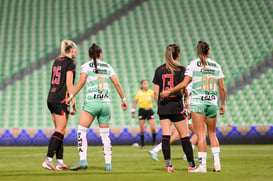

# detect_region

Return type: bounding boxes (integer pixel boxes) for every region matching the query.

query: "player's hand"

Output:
[160,90,171,98]
[219,105,225,115]
[131,112,135,118]
[71,98,77,115]
[66,97,72,104]
[121,100,128,111]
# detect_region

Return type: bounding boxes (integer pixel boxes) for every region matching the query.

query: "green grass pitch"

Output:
[0,145,272,181]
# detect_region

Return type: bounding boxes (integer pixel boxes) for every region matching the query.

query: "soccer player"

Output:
[161,41,226,173]
[42,40,77,170]
[148,83,198,161]
[153,44,197,172]
[67,43,127,171]
[131,80,157,149]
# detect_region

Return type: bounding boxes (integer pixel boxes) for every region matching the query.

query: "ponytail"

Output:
[164,44,181,74]
[89,43,102,73]
[61,40,76,57]
[197,41,209,67]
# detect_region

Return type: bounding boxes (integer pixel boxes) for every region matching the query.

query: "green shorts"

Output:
[191,104,218,118]
[83,101,111,124]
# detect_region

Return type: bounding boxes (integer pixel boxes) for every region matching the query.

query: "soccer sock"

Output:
[198,152,207,168]
[152,132,156,145]
[212,147,220,166]
[77,125,88,161]
[162,135,172,167]
[56,134,64,160]
[99,128,112,164]
[46,132,63,158]
[181,137,195,168]
[140,133,145,147]
[153,142,162,153]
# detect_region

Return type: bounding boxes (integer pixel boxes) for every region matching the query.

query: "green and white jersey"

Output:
[185,58,224,106]
[80,59,115,103]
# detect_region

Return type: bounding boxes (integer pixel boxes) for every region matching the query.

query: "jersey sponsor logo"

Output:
[197,61,216,67]
[93,93,109,99]
[89,62,108,68]
[201,95,216,101]
[50,87,56,92]
[200,68,215,74]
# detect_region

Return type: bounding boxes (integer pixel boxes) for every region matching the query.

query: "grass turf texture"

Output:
[0,145,272,181]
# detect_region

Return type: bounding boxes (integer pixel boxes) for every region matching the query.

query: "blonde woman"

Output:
[161,41,226,173]
[42,40,77,170]
[152,44,197,172]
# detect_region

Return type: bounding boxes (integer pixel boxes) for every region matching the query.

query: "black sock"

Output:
[162,135,171,161]
[140,133,145,147]
[56,134,64,160]
[46,132,63,158]
[181,137,195,168]
[152,132,156,145]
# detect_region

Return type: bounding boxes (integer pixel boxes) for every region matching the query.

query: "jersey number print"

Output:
[162,74,174,90]
[51,66,62,85]
[201,76,215,91]
[97,76,104,90]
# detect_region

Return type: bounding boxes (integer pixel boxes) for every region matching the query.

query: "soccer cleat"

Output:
[42,160,56,170]
[213,163,221,172]
[56,163,70,170]
[105,163,112,171]
[166,166,175,172]
[70,160,88,171]
[188,166,207,173]
[148,150,159,161]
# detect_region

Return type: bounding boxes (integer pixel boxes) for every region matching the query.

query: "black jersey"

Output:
[47,56,76,103]
[152,64,186,115]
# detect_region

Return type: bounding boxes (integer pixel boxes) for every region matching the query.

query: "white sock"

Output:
[77,125,88,161]
[192,145,195,150]
[211,147,220,166]
[57,159,64,165]
[153,142,162,153]
[198,152,207,168]
[99,128,112,164]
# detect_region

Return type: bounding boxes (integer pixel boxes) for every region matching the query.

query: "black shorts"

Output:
[159,113,186,122]
[138,108,154,120]
[47,102,70,115]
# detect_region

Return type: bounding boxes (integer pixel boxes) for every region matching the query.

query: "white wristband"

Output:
[131,108,136,113]
[69,94,74,98]
[122,97,126,101]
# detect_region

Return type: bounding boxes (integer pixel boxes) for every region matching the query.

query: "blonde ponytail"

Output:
[164,44,181,74]
[61,40,76,57]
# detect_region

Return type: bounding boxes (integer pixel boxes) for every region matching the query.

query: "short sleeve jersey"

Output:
[185,58,224,106]
[80,59,115,102]
[47,56,76,103]
[153,64,186,115]
[134,89,154,109]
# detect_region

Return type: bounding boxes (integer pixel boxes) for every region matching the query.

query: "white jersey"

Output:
[80,59,115,102]
[185,58,224,106]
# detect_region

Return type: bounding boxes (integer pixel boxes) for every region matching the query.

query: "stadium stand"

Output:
[0,0,272,130]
